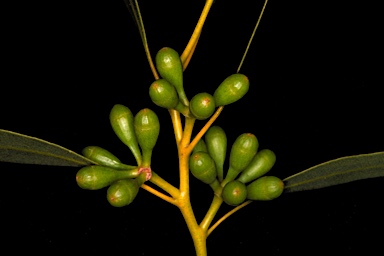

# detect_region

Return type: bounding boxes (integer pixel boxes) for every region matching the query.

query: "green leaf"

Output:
[0,129,96,167]
[283,152,384,193]
[123,0,144,40]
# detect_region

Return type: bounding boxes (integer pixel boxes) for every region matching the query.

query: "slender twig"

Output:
[180,0,214,69]
[180,117,196,149]
[179,118,196,193]
[149,171,180,198]
[169,109,183,145]
[187,106,224,154]
[207,200,253,236]
[141,184,177,205]
[182,31,201,70]
[200,194,223,233]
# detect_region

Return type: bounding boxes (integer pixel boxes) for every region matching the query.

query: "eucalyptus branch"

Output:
[4,2,377,256]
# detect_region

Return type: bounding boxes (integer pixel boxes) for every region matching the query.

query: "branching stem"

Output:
[125,1,268,255]
[200,194,223,233]
[182,31,201,71]
[187,106,224,154]
[149,171,180,199]
[180,0,214,69]
[141,184,177,205]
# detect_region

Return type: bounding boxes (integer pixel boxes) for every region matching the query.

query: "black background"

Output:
[1,1,383,255]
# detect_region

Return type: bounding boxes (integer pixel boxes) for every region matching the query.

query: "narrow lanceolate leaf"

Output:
[0,129,96,167]
[283,152,384,193]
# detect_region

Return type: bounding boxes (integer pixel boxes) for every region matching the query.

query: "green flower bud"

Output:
[110,104,142,165]
[192,138,208,154]
[223,133,258,185]
[82,146,136,170]
[76,165,138,190]
[237,149,276,184]
[107,179,139,207]
[155,47,188,106]
[149,79,179,109]
[205,126,227,182]
[189,151,217,184]
[189,92,216,120]
[247,176,284,201]
[213,73,249,106]
[134,108,160,167]
[222,180,247,206]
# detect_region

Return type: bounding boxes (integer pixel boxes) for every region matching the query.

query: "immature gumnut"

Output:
[107,179,139,207]
[247,176,284,201]
[213,73,249,106]
[192,139,208,154]
[205,126,227,182]
[149,79,179,109]
[189,92,216,120]
[82,146,136,170]
[237,149,276,184]
[134,108,160,167]
[189,151,217,184]
[155,47,188,106]
[110,104,142,165]
[76,165,139,190]
[223,133,259,185]
[222,180,247,206]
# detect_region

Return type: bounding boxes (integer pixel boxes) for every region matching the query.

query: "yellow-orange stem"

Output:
[180,0,214,70]
[187,106,223,154]
[182,31,200,70]
[149,171,179,199]
[169,109,183,145]
[141,184,177,205]
[207,200,253,236]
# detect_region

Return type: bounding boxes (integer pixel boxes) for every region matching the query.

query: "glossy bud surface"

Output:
[82,146,135,170]
[193,139,208,154]
[224,133,259,183]
[214,73,249,106]
[149,79,179,109]
[155,47,188,106]
[107,179,139,207]
[134,108,160,167]
[110,104,142,165]
[237,149,276,183]
[247,176,284,201]
[189,151,217,184]
[222,180,247,206]
[76,165,137,190]
[205,126,227,182]
[189,92,216,120]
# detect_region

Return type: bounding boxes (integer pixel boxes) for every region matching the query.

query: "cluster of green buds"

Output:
[76,45,281,208]
[149,47,250,118]
[76,104,160,207]
[191,126,284,206]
